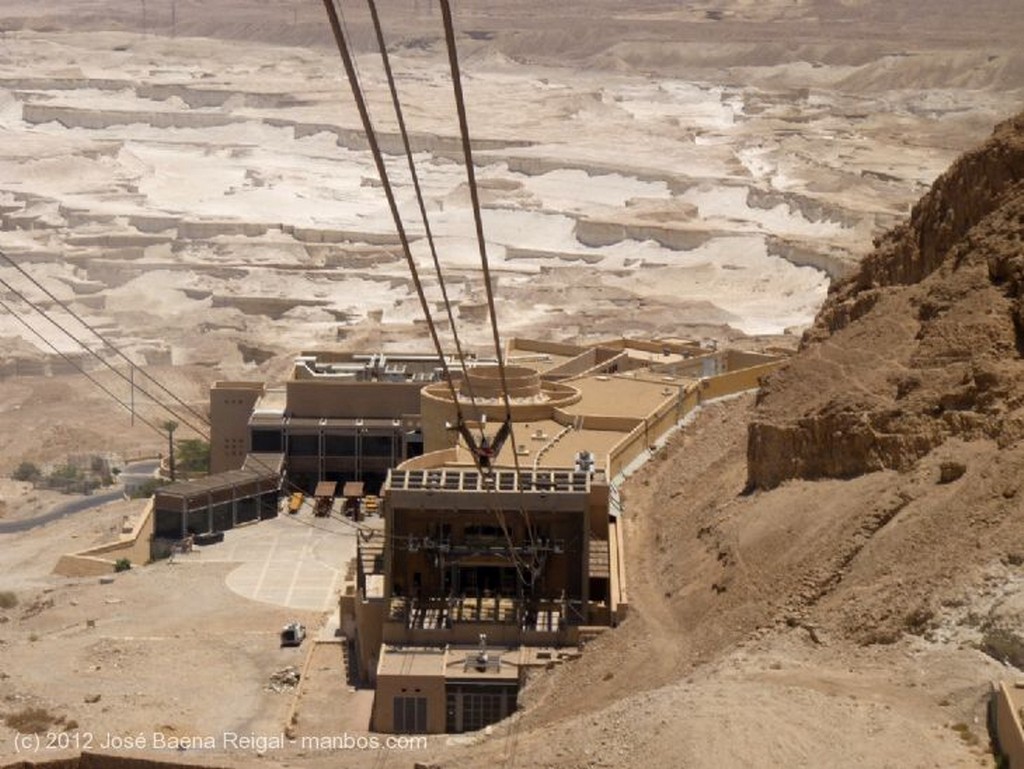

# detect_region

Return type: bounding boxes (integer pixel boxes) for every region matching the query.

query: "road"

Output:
[0,458,159,535]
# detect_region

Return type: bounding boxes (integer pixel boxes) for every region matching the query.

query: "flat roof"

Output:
[490,421,625,469]
[505,339,581,373]
[377,645,521,681]
[251,388,287,416]
[619,348,689,365]
[155,452,282,502]
[377,646,447,678]
[314,481,337,497]
[560,373,686,419]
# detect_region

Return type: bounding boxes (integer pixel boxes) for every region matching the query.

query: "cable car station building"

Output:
[203,337,782,733]
[339,337,783,733]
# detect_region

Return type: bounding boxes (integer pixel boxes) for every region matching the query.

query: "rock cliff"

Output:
[748,111,1024,489]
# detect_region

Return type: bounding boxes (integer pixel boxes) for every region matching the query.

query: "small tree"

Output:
[12,461,40,483]
[176,439,210,474]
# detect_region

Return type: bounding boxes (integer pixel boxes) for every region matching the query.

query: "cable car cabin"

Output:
[313,481,337,517]
[343,481,365,520]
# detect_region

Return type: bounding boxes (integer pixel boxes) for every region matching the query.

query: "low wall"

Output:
[700,360,782,400]
[994,681,1024,769]
[606,384,696,478]
[53,500,154,577]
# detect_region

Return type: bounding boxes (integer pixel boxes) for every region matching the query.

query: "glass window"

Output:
[393,696,427,733]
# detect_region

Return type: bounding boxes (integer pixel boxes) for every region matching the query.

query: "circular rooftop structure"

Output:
[461,364,542,401]
[420,364,581,452]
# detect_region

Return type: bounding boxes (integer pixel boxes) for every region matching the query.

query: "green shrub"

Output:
[12,461,40,483]
[176,439,210,474]
[114,558,132,573]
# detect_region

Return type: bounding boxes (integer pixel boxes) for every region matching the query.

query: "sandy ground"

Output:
[1,1,1023,767]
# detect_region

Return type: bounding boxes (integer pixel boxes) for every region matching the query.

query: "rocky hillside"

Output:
[748,110,1024,489]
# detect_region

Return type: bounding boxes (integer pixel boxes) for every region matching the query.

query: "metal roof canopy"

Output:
[314,481,338,498]
[155,453,283,507]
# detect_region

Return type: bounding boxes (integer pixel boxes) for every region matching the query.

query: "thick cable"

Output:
[439,0,541,573]
[322,0,464,420]
[364,0,481,414]
[438,0,525,484]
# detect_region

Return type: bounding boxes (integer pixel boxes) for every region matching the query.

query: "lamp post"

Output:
[163,420,178,481]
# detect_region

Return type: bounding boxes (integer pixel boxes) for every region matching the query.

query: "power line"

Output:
[0,297,167,438]
[0,249,210,428]
[0,275,210,440]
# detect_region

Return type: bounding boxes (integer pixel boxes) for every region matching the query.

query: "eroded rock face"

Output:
[748,112,1024,489]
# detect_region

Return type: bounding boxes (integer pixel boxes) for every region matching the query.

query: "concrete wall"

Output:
[420,381,581,454]
[507,338,585,358]
[700,360,782,400]
[286,380,421,419]
[609,515,628,621]
[210,381,264,473]
[994,681,1024,769]
[605,385,691,479]
[373,665,446,734]
[53,501,154,577]
[604,359,779,479]
[354,594,387,683]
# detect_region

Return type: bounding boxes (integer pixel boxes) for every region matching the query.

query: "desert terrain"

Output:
[1,1,1024,767]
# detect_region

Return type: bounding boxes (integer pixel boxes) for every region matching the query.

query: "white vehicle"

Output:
[280,622,306,647]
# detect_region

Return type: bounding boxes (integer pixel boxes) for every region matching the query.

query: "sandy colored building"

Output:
[201,338,784,733]
[200,338,784,733]
[343,337,784,733]
[212,351,493,492]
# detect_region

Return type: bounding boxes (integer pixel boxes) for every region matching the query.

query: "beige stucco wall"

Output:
[210,381,264,473]
[286,380,421,419]
[53,500,154,577]
[373,666,447,734]
[354,594,387,683]
[995,681,1024,769]
[700,360,782,400]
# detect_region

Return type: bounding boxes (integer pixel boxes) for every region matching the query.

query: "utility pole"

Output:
[163,420,178,481]
[171,0,176,37]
